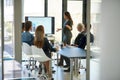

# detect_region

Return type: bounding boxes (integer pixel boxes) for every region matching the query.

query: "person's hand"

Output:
[71,44,74,46]
[56,46,59,51]
[74,44,78,47]
[51,52,53,56]
[66,25,72,30]
[56,28,61,32]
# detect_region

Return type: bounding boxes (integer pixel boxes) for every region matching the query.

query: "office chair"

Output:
[31,45,51,80]
[22,43,36,72]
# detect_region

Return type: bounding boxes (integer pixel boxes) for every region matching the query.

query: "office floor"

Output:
[3,58,99,80]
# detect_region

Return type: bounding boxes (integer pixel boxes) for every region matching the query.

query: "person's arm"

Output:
[66,20,72,30]
[56,28,62,32]
[45,38,57,52]
[66,25,72,30]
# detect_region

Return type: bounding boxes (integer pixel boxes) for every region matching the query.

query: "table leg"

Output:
[70,58,73,80]
[74,58,78,76]
[57,53,59,64]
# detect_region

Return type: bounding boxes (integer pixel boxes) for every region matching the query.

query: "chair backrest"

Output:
[22,42,32,55]
[31,45,50,62]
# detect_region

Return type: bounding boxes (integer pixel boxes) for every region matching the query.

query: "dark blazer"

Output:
[78,34,87,49]
[74,31,85,45]
[78,32,94,49]
[42,38,56,58]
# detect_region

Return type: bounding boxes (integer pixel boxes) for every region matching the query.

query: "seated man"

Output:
[78,24,94,49]
[22,21,34,46]
[73,23,94,48]
[74,23,85,46]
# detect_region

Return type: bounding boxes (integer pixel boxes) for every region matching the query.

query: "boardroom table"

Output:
[57,46,87,80]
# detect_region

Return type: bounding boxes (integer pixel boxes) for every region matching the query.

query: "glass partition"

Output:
[90,0,101,80]
[4,0,14,79]
[0,0,2,79]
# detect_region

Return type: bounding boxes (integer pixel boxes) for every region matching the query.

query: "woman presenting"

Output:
[57,11,73,72]
[57,11,73,46]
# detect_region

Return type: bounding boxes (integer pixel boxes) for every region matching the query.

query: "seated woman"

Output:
[22,21,34,46]
[34,25,57,74]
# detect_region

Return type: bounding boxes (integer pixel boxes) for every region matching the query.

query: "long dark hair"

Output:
[34,25,45,48]
[64,11,73,25]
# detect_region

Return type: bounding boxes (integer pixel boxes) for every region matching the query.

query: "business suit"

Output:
[74,31,85,46]
[78,32,94,49]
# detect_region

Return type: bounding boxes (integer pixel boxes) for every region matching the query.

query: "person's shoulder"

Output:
[22,32,24,35]
[90,32,94,43]
[67,20,72,23]
[44,37,47,40]
[90,32,94,38]
[28,32,33,36]
[44,37,50,46]
[79,31,85,36]
[22,32,26,35]
[44,37,49,41]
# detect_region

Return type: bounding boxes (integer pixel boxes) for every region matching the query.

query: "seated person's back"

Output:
[41,37,56,58]
[90,33,94,43]
[22,21,34,46]
[34,25,57,58]
[78,24,94,49]
[34,25,57,74]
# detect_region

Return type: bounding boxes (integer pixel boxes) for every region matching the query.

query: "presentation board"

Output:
[25,16,55,34]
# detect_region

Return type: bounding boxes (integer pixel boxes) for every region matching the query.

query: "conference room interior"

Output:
[1,0,120,80]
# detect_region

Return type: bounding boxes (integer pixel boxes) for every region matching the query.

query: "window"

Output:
[48,0,62,42]
[24,0,44,19]
[68,0,83,43]
[5,0,13,7]
[4,0,14,60]
[91,0,102,46]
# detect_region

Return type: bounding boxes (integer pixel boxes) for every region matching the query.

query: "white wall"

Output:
[100,0,120,80]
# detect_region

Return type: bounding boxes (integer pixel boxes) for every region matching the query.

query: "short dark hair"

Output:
[25,21,32,31]
[84,23,92,29]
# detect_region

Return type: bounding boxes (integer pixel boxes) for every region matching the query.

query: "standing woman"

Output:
[57,11,73,46]
[56,12,73,71]
[34,25,57,74]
